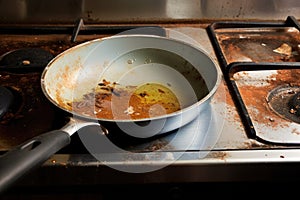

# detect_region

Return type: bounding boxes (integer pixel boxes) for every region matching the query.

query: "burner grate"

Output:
[207,16,300,145]
[207,16,300,73]
[227,63,300,145]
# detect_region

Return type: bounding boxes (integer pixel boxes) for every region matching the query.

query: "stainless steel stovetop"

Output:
[1,18,300,189]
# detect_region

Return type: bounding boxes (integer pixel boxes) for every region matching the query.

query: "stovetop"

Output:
[1,17,300,188]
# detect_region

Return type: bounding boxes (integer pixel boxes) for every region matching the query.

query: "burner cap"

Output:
[0,48,53,72]
[267,85,300,124]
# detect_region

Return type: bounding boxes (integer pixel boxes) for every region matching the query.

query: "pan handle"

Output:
[0,130,70,193]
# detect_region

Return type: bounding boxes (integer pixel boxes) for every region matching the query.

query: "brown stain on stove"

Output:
[0,34,109,57]
[242,139,276,149]
[216,28,300,63]
[236,69,300,130]
[148,139,174,151]
[206,151,228,160]
[275,69,300,84]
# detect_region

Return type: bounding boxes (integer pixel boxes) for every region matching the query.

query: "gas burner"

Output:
[267,84,300,124]
[0,71,68,148]
[0,48,53,72]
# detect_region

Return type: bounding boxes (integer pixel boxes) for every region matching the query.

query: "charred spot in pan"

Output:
[139,91,148,97]
[97,79,120,96]
[99,87,110,91]
[111,89,121,97]
[158,88,165,93]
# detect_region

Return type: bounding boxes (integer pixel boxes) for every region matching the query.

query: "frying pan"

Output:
[0,32,221,193]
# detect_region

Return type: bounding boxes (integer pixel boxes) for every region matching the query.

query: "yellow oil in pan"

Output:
[131,83,180,118]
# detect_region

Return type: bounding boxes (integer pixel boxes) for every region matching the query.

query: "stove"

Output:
[1,16,300,196]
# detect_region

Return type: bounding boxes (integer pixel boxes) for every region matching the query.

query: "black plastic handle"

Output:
[0,130,71,193]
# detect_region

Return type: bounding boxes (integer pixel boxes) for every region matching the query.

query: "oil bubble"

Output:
[127,59,135,64]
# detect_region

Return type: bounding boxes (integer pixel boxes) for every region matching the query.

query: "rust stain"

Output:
[274,69,300,84]
[206,151,228,160]
[215,28,300,131]
[241,139,277,149]
[236,69,300,130]
[216,27,300,63]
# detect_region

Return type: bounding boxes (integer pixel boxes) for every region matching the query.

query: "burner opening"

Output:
[267,84,300,124]
[0,48,53,72]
